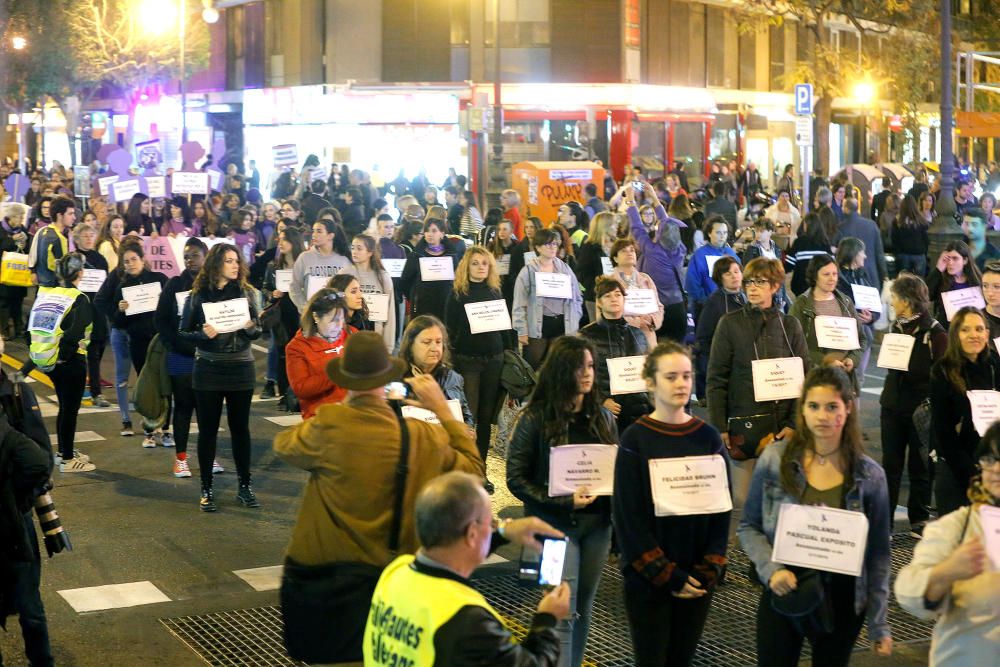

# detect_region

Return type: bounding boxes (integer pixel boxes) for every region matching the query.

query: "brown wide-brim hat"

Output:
[326,331,407,391]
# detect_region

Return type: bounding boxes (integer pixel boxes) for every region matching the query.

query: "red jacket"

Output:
[504,207,523,239]
[285,327,353,419]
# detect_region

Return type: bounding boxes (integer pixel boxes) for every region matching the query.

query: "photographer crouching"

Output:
[1,335,65,666]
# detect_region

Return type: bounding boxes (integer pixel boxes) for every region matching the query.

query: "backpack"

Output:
[500,349,537,400]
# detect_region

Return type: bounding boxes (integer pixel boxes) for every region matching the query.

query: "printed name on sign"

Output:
[771,503,869,576]
[648,455,732,517]
[966,390,1000,436]
[814,315,860,351]
[121,282,162,316]
[751,357,805,402]
[496,255,511,276]
[850,284,882,312]
[464,300,512,334]
[547,445,618,497]
[535,272,572,299]
[202,297,251,334]
[607,355,647,395]
[418,257,455,282]
[400,400,463,424]
[623,288,658,316]
[941,286,986,322]
[383,258,406,279]
[274,269,292,293]
[876,333,915,371]
[78,269,107,293]
[366,293,391,323]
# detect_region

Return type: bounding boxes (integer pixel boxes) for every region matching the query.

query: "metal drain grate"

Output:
[160,538,933,667]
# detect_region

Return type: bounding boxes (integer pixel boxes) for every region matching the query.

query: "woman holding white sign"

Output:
[95,239,168,442]
[575,212,619,322]
[399,218,461,321]
[398,316,475,430]
[694,256,744,407]
[261,227,306,404]
[74,223,111,408]
[707,258,810,506]
[835,237,879,386]
[880,274,947,538]
[608,237,663,350]
[895,424,1000,666]
[289,218,350,311]
[507,336,618,667]
[337,234,395,351]
[789,254,867,393]
[738,366,893,664]
[444,248,514,478]
[512,228,584,370]
[179,244,263,512]
[0,204,32,339]
[613,342,730,666]
[579,277,652,434]
[926,241,982,325]
[929,306,1000,515]
[487,220,519,310]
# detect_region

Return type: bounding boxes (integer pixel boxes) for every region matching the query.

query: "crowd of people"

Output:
[1,154,999,667]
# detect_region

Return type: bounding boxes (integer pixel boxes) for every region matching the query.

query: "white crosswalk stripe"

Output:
[265,415,303,426]
[50,431,105,445]
[233,566,283,592]
[57,581,171,613]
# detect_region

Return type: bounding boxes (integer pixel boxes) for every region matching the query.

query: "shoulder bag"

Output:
[281,410,410,664]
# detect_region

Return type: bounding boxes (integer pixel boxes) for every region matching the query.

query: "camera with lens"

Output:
[33,481,72,557]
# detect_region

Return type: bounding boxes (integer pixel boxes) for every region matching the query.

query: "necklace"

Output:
[812,446,841,466]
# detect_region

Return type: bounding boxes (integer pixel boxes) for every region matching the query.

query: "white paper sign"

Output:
[383,258,406,278]
[146,176,166,199]
[966,390,1000,436]
[98,175,120,196]
[547,444,618,497]
[28,294,76,333]
[535,272,572,299]
[275,269,292,293]
[496,255,511,276]
[850,284,883,312]
[111,179,141,202]
[607,355,647,395]
[624,288,658,316]
[171,172,210,195]
[771,504,870,577]
[523,251,537,263]
[366,293,391,323]
[78,269,106,293]
[705,254,723,276]
[601,256,614,275]
[980,505,1000,569]
[306,275,328,300]
[814,315,860,351]
[876,333,915,371]
[648,455,732,517]
[202,297,251,334]
[751,357,805,402]
[465,300,512,334]
[418,256,455,281]
[122,282,162,316]
[941,286,986,322]
[400,399,463,424]
[176,290,191,316]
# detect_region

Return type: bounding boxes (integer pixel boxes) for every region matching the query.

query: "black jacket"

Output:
[410,558,560,666]
[880,313,946,414]
[507,407,618,529]
[695,289,745,354]
[0,222,31,299]
[574,243,608,302]
[178,281,262,359]
[890,221,929,257]
[578,318,651,427]
[80,249,109,341]
[155,271,198,357]
[95,269,168,336]
[399,238,461,320]
[444,281,515,359]
[0,412,51,591]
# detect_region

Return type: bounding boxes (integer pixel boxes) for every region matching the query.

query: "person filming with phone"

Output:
[365,471,570,666]
[274,331,486,665]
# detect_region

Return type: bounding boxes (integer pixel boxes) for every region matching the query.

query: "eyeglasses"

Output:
[979,454,1000,470]
[742,278,771,288]
[544,240,561,247]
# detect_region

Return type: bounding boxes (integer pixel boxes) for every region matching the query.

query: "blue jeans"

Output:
[0,513,54,667]
[556,513,612,667]
[109,327,132,423]
[266,336,279,383]
[895,253,927,277]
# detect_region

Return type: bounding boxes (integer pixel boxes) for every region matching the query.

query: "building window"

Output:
[483,0,550,48]
[689,3,706,87]
[739,30,756,90]
[706,6,726,87]
[796,22,813,65]
[839,30,859,64]
[769,25,785,90]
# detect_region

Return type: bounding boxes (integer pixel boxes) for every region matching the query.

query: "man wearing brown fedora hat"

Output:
[274,330,485,664]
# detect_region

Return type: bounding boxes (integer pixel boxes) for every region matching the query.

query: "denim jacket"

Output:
[737,440,892,641]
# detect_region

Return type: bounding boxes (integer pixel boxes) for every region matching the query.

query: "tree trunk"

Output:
[814,95,832,179]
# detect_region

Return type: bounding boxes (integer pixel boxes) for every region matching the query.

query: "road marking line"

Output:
[251,344,268,353]
[0,353,54,388]
[58,581,171,613]
[233,566,283,592]
[860,387,883,396]
[264,415,303,426]
[50,431,105,445]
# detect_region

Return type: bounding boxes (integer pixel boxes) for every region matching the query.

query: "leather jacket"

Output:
[178,281,262,360]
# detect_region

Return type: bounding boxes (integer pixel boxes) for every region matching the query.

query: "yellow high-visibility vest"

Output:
[28,286,90,370]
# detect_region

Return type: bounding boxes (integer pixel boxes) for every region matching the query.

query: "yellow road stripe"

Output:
[1,353,55,389]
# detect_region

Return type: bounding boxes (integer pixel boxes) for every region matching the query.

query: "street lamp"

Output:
[10,36,26,50]
[139,0,188,143]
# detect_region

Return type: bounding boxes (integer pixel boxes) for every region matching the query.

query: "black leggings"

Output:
[455,353,504,461]
[194,388,253,487]
[170,374,197,455]
[128,331,153,376]
[49,356,87,460]
[87,338,107,397]
[624,586,713,666]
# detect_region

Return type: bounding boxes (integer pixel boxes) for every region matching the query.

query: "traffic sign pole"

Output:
[795,83,814,212]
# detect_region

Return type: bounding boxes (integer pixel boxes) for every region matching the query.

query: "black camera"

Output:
[34,487,72,557]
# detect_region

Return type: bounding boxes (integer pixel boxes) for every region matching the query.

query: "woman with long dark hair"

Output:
[785,212,834,296]
[739,366,893,665]
[835,237,878,384]
[892,195,929,276]
[123,193,155,236]
[338,233,395,350]
[399,218,461,321]
[285,288,354,419]
[927,241,982,325]
[179,244,263,512]
[507,335,617,667]
[262,226,306,403]
[289,217,350,311]
[328,273,370,335]
[575,212,619,322]
[73,223,111,407]
[160,196,195,237]
[929,306,1000,514]
[97,214,125,271]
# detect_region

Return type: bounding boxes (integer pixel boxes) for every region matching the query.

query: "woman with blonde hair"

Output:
[444,247,514,484]
[575,211,620,322]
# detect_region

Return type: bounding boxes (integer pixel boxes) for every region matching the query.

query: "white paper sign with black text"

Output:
[547,445,618,497]
[876,333,915,371]
[274,269,292,293]
[966,390,1000,436]
[419,256,455,281]
[496,255,511,276]
[202,297,251,334]
[122,283,162,316]
[365,293,391,323]
[771,503,869,576]
[383,258,406,279]
[400,399,463,424]
[941,286,985,322]
[464,300,512,334]
[78,269,106,293]
[814,315,860,350]
[648,455,732,517]
[751,357,805,401]
[624,288,658,316]
[607,355,647,395]
[535,272,572,299]
[850,284,882,312]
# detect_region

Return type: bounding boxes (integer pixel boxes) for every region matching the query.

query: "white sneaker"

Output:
[212,459,224,474]
[172,458,191,478]
[55,450,90,464]
[60,456,96,473]
[142,433,157,448]
[160,433,175,448]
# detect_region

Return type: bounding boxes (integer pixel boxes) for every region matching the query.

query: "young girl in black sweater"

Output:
[612,340,731,667]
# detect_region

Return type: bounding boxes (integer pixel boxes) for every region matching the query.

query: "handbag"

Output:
[770,569,835,638]
[281,410,410,664]
[259,300,282,331]
[0,252,32,287]
[501,349,537,400]
[727,413,778,460]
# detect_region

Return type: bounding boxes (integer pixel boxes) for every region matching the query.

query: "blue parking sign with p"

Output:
[795,84,813,115]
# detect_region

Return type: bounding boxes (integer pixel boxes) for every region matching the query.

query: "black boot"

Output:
[260,380,276,399]
[237,482,260,508]
[200,486,217,512]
